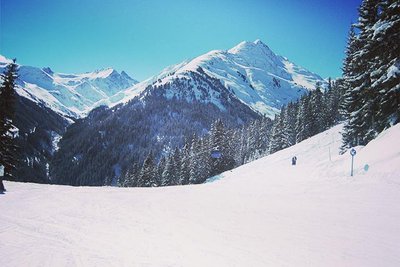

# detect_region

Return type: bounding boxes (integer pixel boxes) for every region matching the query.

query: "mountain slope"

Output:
[2,124,400,266]
[0,56,138,183]
[51,78,260,186]
[13,95,70,183]
[118,40,326,117]
[50,39,327,185]
[0,55,138,118]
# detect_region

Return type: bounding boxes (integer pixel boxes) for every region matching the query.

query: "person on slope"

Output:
[292,156,297,166]
[0,179,5,193]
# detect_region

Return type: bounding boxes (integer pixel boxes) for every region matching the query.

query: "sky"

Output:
[1,0,361,81]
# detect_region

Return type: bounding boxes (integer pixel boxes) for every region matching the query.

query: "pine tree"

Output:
[188,137,202,184]
[137,152,157,187]
[121,162,139,187]
[246,120,257,161]
[282,102,297,147]
[209,119,234,176]
[341,0,399,151]
[295,93,312,143]
[171,147,181,185]
[162,154,174,186]
[269,113,285,154]
[370,0,400,132]
[180,140,192,185]
[229,127,244,166]
[189,137,210,184]
[351,0,380,144]
[156,156,166,185]
[324,78,342,128]
[340,25,363,151]
[0,58,19,182]
[309,86,324,136]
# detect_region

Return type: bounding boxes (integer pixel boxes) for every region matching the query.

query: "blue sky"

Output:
[1,0,361,80]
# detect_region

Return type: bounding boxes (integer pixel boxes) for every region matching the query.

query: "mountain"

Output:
[117,39,326,118]
[3,123,400,266]
[13,95,70,183]
[0,55,138,119]
[51,40,326,186]
[0,56,138,183]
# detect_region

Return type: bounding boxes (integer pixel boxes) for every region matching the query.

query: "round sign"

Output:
[350,148,356,156]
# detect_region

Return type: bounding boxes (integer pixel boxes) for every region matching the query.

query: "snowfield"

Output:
[1,124,400,267]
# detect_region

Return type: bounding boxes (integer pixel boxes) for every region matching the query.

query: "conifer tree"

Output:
[282,102,297,147]
[209,119,234,176]
[188,138,202,184]
[341,0,399,151]
[189,138,210,184]
[162,154,175,186]
[156,156,166,185]
[310,86,324,136]
[0,58,19,182]
[340,25,363,151]
[295,93,312,143]
[171,147,181,185]
[269,113,285,154]
[180,140,192,185]
[137,152,157,187]
[370,0,400,132]
[121,162,139,187]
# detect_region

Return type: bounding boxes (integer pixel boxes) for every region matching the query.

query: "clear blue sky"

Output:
[1,0,361,81]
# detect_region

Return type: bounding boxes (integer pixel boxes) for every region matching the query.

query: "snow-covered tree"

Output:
[0,58,19,180]
[137,152,157,187]
[341,0,399,151]
[269,113,285,154]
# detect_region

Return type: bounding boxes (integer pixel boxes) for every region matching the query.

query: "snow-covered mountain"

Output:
[117,39,326,117]
[50,39,327,186]
[0,55,138,118]
[2,123,400,266]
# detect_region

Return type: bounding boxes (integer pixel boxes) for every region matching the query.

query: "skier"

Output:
[0,179,5,193]
[292,156,297,166]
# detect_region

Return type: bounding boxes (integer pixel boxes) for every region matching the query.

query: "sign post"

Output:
[350,148,356,176]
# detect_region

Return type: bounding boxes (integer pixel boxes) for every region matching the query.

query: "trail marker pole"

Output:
[350,148,356,176]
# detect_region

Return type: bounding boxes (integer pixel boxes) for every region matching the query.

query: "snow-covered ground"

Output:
[1,124,400,267]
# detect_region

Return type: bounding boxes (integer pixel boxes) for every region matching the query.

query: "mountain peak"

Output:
[253,39,263,45]
[228,39,273,56]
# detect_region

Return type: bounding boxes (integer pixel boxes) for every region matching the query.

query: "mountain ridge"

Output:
[117,39,326,117]
[0,56,138,119]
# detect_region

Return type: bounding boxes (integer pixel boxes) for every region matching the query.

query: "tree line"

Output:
[120,79,343,187]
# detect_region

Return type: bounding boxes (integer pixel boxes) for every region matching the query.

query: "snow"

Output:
[1,123,400,266]
[51,131,62,153]
[0,55,138,119]
[387,61,399,79]
[372,20,394,38]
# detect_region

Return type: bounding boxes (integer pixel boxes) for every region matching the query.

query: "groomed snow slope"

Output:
[1,124,400,267]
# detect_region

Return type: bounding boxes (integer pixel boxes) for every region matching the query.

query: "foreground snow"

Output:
[1,124,400,267]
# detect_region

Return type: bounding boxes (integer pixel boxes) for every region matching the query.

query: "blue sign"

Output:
[350,148,356,156]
